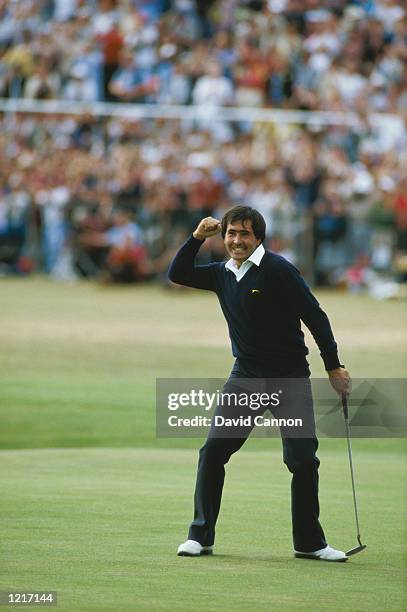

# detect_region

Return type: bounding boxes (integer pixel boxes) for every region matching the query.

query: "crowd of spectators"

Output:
[1,0,406,112]
[0,0,406,289]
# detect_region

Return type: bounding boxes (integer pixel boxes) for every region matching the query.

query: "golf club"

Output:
[342,393,367,556]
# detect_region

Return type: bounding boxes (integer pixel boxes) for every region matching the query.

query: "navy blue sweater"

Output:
[168,235,341,372]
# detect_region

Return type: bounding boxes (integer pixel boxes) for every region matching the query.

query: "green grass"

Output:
[0,277,406,611]
[1,278,406,450]
[1,448,406,612]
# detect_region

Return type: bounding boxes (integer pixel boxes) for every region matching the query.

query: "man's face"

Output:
[224,220,261,267]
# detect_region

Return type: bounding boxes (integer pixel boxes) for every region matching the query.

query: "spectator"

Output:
[63,64,98,102]
[1,30,34,97]
[108,48,159,102]
[313,191,349,286]
[192,60,234,107]
[24,59,60,99]
[80,208,151,283]
[234,38,269,107]
[93,0,123,102]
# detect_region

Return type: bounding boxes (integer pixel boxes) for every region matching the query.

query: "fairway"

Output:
[1,278,406,611]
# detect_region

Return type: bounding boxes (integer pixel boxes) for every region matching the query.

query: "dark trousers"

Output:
[187,359,327,552]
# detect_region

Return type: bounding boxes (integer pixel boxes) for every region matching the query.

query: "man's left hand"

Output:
[328,367,351,396]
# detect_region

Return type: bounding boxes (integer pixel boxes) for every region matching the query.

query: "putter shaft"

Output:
[342,394,366,555]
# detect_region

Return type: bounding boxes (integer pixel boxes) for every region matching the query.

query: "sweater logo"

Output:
[251,289,261,294]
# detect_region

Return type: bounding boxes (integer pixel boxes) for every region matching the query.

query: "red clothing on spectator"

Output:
[97,28,123,64]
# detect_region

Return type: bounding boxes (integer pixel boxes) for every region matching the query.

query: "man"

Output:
[80,208,149,282]
[168,205,351,562]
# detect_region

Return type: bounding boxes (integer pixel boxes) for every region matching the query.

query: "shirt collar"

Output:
[225,243,265,271]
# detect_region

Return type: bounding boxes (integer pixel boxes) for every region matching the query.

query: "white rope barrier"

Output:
[0,97,369,126]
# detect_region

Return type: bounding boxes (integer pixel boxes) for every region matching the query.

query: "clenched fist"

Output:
[193,217,222,241]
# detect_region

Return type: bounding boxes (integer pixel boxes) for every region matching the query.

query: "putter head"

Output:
[346,544,367,556]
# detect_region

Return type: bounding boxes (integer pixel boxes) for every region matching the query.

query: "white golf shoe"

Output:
[294,545,348,562]
[177,539,213,556]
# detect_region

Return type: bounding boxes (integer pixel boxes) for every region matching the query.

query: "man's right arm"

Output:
[168,217,222,291]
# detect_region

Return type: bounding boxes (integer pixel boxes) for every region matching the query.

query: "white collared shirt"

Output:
[225,244,265,282]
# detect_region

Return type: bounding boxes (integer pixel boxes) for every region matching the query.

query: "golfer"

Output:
[169,205,351,562]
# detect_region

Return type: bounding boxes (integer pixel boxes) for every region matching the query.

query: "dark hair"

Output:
[221,205,266,242]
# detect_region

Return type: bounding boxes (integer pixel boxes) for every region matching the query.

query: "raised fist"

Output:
[193,217,222,241]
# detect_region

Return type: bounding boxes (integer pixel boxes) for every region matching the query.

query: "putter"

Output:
[342,393,367,556]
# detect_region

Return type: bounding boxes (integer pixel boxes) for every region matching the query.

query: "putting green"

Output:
[1,447,406,612]
[0,278,406,610]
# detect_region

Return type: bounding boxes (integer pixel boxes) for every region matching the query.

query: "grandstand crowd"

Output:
[0,0,406,288]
